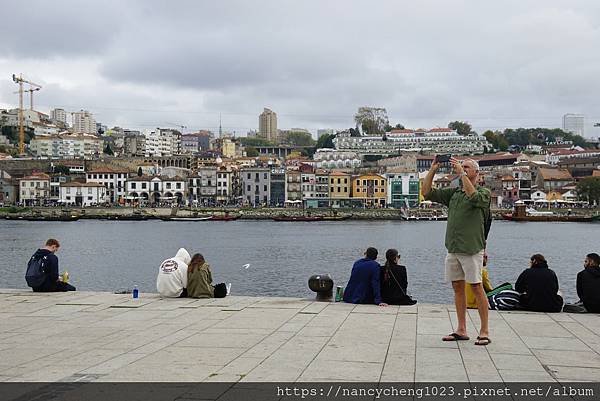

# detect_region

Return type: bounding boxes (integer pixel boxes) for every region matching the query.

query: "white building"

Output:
[216,168,233,205]
[333,128,490,156]
[72,110,97,134]
[188,167,217,205]
[30,133,103,159]
[126,175,187,205]
[86,168,130,204]
[301,171,316,200]
[144,128,181,157]
[313,148,361,169]
[18,173,51,206]
[563,113,584,137]
[50,108,67,126]
[59,182,107,206]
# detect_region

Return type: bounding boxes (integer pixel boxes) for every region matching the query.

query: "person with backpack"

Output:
[380,249,417,305]
[186,253,227,298]
[26,238,76,292]
[423,157,492,346]
[515,254,563,313]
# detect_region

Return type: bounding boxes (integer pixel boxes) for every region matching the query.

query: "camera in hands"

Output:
[435,154,452,163]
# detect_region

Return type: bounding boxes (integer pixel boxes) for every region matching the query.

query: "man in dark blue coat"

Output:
[343,247,387,306]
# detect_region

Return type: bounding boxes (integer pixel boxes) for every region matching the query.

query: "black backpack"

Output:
[25,255,48,288]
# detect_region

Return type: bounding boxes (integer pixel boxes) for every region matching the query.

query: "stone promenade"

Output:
[1,289,600,383]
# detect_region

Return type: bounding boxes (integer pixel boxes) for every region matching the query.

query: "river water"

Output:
[1,219,597,303]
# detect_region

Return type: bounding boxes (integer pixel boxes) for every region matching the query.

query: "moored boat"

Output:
[272,215,324,222]
[501,203,593,222]
[210,214,240,221]
[160,216,212,221]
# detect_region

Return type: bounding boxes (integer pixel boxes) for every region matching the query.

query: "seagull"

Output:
[242,263,251,269]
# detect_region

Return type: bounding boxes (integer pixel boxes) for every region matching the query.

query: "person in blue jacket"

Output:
[343,247,388,306]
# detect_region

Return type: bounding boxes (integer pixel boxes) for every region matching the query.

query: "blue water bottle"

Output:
[133,285,139,299]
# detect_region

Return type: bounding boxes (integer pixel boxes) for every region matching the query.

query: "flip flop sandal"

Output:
[475,336,492,346]
[442,332,470,341]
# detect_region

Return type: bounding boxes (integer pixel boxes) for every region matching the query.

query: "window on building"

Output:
[264,185,267,191]
[247,173,251,179]
[88,188,92,194]
[66,187,71,194]
[247,185,251,191]
[356,188,361,193]
[263,173,267,179]
[166,183,171,189]
[255,173,259,180]
[344,187,348,193]
[362,180,367,186]
[131,183,136,189]
[176,183,181,189]
[337,187,341,193]
[141,183,146,189]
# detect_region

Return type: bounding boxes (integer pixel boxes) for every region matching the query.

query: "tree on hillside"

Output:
[245,146,259,157]
[448,121,476,136]
[315,133,335,149]
[53,165,70,175]
[502,128,587,148]
[283,131,315,147]
[103,143,114,155]
[239,137,275,147]
[483,130,509,151]
[354,107,389,136]
[576,177,600,205]
[385,123,405,132]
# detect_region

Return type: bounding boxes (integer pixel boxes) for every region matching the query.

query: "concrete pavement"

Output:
[1,289,600,382]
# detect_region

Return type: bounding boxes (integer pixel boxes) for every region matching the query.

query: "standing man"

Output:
[422,157,491,345]
[26,238,76,292]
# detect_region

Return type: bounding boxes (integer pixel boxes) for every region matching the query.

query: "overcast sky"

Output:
[1,0,600,137]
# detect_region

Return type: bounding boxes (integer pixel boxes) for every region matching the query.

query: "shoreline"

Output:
[2,206,599,221]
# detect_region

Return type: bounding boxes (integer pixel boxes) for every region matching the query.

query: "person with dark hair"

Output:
[187,253,227,298]
[380,249,416,305]
[343,247,387,306]
[515,254,563,313]
[565,253,600,313]
[26,238,76,292]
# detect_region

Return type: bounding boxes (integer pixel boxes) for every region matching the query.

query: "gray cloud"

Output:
[1,0,600,136]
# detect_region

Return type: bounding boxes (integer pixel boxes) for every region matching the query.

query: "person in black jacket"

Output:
[380,249,416,305]
[565,253,600,313]
[29,239,76,292]
[515,254,562,312]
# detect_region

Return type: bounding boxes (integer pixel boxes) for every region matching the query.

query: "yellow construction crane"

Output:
[12,74,42,155]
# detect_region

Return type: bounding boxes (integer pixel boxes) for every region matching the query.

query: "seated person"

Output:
[343,247,387,306]
[565,253,600,313]
[156,248,191,298]
[515,254,563,313]
[466,251,493,309]
[187,253,227,298]
[26,238,76,292]
[380,249,416,305]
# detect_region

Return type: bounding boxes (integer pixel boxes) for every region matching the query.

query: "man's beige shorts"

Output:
[445,250,484,283]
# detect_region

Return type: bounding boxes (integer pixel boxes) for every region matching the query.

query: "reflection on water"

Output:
[0,219,596,303]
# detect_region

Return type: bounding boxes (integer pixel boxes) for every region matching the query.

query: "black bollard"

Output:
[308,274,334,302]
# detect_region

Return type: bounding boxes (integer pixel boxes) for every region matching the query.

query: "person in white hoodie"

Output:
[156,248,192,297]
